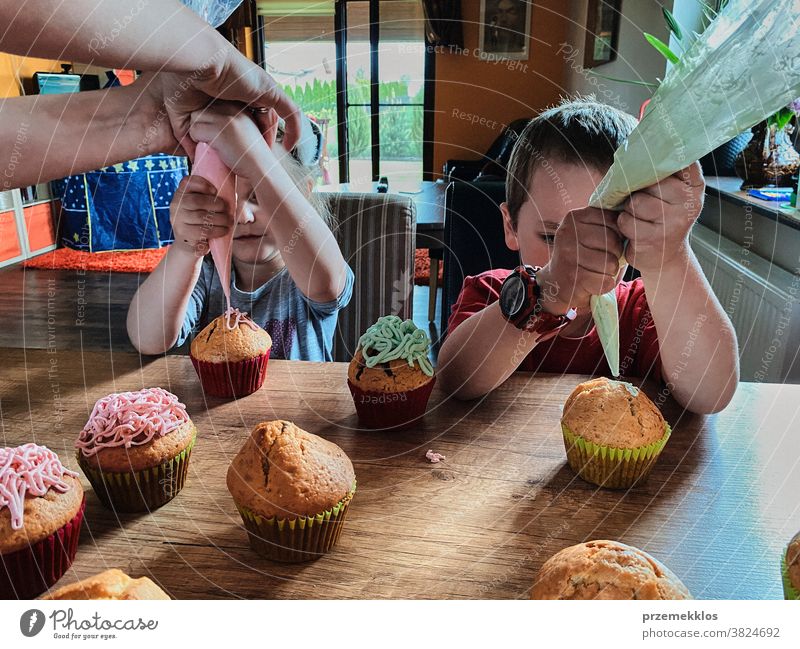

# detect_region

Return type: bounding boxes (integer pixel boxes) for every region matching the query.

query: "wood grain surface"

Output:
[1,349,798,599]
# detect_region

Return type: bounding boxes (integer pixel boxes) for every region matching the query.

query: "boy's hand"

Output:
[537,206,624,313]
[188,102,275,182]
[617,162,705,274]
[170,176,232,257]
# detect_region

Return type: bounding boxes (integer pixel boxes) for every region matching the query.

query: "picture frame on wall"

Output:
[584,0,622,68]
[478,0,532,61]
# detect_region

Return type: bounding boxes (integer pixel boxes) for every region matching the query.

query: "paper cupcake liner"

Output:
[235,486,355,563]
[561,423,671,489]
[190,351,270,399]
[0,496,85,599]
[78,435,195,513]
[348,377,435,430]
[782,549,799,600]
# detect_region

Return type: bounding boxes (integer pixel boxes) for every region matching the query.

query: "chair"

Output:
[323,192,416,362]
[440,180,518,336]
[442,118,531,182]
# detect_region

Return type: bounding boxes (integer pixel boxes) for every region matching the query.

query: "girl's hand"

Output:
[187,102,276,183]
[617,162,705,275]
[170,175,233,257]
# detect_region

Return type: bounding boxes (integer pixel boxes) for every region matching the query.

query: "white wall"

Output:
[562,0,673,118]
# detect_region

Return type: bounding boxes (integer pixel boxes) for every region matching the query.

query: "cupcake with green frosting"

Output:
[347,315,435,429]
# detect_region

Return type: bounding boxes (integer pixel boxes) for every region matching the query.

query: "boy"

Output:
[438,98,738,414]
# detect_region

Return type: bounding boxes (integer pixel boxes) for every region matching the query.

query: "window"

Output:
[258,0,433,186]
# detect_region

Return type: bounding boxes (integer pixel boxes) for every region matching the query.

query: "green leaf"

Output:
[662,7,683,41]
[644,32,681,64]
[586,69,659,88]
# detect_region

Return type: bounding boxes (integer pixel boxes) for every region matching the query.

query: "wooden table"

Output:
[2,349,798,599]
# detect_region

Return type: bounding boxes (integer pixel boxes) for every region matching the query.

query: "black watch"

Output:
[499,265,575,339]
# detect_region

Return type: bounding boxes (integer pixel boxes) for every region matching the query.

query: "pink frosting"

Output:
[425,450,446,463]
[223,307,260,332]
[0,443,78,530]
[76,388,190,458]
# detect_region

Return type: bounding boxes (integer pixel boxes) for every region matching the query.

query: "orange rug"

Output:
[23,247,169,273]
[415,249,443,286]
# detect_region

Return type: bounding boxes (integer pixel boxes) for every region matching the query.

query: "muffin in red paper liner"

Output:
[347,315,435,429]
[190,308,272,398]
[1,443,85,599]
[76,387,196,513]
[531,540,692,600]
[227,420,356,563]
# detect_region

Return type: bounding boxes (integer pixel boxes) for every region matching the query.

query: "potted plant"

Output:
[734,100,800,188]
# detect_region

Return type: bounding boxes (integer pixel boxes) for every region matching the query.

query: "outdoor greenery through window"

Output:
[260,0,425,186]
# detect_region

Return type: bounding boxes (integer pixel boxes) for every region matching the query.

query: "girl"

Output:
[127,103,353,361]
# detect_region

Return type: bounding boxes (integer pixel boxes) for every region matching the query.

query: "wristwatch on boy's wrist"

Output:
[499,265,576,340]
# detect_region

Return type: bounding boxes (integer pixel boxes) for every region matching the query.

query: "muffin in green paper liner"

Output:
[76,388,196,513]
[227,420,356,563]
[783,532,800,600]
[561,377,671,489]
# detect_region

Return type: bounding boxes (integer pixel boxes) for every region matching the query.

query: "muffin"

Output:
[76,387,196,512]
[227,420,356,562]
[190,307,272,398]
[42,568,170,600]
[347,315,436,429]
[561,377,671,489]
[1,443,85,599]
[531,540,692,600]
[782,530,800,600]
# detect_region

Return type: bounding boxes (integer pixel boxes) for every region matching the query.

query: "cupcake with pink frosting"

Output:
[190,308,272,399]
[1,443,85,599]
[76,387,196,513]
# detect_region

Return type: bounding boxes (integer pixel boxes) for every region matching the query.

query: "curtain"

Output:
[420,0,463,48]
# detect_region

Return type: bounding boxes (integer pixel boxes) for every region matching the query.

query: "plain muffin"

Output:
[531,540,692,600]
[227,420,355,520]
[787,531,800,595]
[562,378,667,448]
[42,569,170,600]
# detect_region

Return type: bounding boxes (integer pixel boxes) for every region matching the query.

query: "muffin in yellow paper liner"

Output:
[561,423,671,489]
[561,378,671,489]
[228,420,356,563]
[236,486,355,563]
[783,532,800,600]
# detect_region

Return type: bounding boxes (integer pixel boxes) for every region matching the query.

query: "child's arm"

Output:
[188,105,349,303]
[618,162,738,413]
[127,176,231,355]
[438,208,623,400]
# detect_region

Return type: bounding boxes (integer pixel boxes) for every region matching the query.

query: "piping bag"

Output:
[190,110,280,313]
[587,0,800,377]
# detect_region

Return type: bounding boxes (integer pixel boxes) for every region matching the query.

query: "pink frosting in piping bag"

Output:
[192,142,237,312]
[189,108,281,316]
[76,388,190,458]
[0,443,79,530]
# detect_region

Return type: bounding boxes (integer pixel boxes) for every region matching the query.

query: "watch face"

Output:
[500,275,526,317]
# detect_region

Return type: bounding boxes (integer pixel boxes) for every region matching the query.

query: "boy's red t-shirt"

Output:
[448,269,662,379]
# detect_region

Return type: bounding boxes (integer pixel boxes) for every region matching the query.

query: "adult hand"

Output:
[150,47,301,158]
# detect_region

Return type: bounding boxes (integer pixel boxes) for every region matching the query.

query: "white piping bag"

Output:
[588,0,800,376]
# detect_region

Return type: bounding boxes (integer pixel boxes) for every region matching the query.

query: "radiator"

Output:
[690,224,800,383]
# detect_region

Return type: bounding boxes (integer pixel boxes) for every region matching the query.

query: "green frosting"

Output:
[358,315,434,377]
